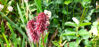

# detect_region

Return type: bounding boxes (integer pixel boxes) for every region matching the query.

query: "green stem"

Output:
[62,4,65,29]
[2,33,10,47]
[67,5,68,16]
[76,26,79,37]
[80,8,89,23]
[76,27,79,32]
[80,8,86,23]
[73,3,76,16]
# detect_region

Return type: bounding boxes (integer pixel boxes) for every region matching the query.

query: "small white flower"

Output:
[44,10,51,18]
[0,4,4,11]
[90,27,98,36]
[8,6,13,12]
[96,1,98,6]
[72,17,79,24]
[24,0,28,3]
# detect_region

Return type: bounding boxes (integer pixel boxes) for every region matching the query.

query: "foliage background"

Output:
[0,0,98,47]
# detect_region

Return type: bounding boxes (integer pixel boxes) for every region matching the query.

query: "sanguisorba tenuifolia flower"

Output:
[35,12,49,35]
[26,20,39,43]
[26,10,51,43]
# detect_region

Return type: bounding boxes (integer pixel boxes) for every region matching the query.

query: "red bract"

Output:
[26,12,49,43]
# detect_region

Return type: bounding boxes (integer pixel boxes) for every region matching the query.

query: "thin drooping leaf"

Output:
[0,12,27,39]
[7,22,14,34]
[17,4,25,25]
[22,37,25,47]
[44,32,49,43]
[80,8,86,23]
[1,21,10,47]
[7,22,17,47]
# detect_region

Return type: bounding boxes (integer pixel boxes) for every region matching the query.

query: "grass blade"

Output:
[17,4,25,25]
[1,21,10,47]
[7,22,14,34]
[34,0,42,13]
[22,37,25,47]
[0,12,27,39]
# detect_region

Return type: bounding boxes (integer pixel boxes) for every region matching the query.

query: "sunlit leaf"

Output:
[52,41,59,46]
[64,0,72,5]
[79,22,91,27]
[65,22,77,27]
[78,29,90,39]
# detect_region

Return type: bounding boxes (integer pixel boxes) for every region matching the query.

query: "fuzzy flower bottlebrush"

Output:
[26,11,51,43]
[26,20,39,43]
[35,12,49,35]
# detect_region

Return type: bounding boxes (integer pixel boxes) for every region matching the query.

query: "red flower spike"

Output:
[26,20,39,43]
[26,12,50,43]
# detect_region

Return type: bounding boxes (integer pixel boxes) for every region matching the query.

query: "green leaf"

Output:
[79,22,91,27]
[56,0,63,4]
[0,12,27,39]
[78,29,90,39]
[7,22,17,47]
[0,41,4,47]
[65,22,77,27]
[44,32,49,43]
[80,0,91,8]
[34,0,42,13]
[1,21,5,33]
[31,43,34,47]
[74,0,81,3]
[0,0,8,5]
[62,29,77,41]
[1,21,10,47]
[52,41,59,46]
[7,22,14,34]
[69,42,77,47]
[65,42,77,47]
[17,37,21,47]
[76,38,82,46]
[64,0,72,5]
[2,33,10,47]
[62,9,71,15]
[17,4,25,25]
[22,37,25,47]
[62,32,76,36]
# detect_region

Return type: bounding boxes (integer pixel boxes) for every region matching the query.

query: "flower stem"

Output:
[2,33,10,47]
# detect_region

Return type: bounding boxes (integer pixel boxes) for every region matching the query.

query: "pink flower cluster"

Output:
[26,12,49,43]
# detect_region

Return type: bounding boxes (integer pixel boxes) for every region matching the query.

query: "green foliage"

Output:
[1,21,10,47]
[0,0,97,47]
[65,22,77,27]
